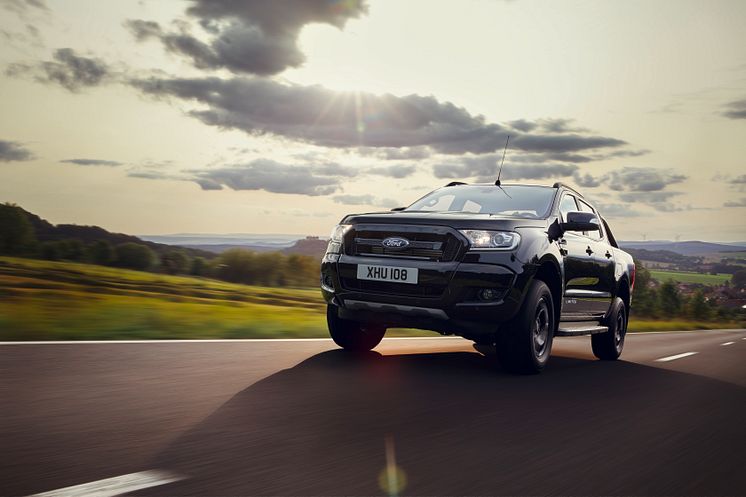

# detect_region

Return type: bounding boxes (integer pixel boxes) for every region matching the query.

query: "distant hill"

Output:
[140,233,303,247]
[19,207,215,259]
[178,236,329,259]
[619,240,746,256]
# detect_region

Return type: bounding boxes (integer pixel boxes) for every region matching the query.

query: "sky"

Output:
[0,0,745,241]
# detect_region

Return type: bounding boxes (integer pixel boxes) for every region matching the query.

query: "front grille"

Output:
[348,229,461,262]
[340,278,446,297]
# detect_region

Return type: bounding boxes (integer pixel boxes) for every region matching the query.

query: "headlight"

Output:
[459,230,520,250]
[330,224,352,243]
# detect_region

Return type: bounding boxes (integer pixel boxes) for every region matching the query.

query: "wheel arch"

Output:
[616,276,631,312]
[531,255,563,328]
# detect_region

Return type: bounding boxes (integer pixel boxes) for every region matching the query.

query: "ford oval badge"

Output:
[382,237,410,249]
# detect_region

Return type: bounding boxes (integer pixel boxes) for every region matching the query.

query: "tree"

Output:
[88,240,114,265]
[732,269,746,290]
[40,241,61,261]
[58,239,85,261]
[216,249,260,284]
[687,289,711,321]
[630,261,658,317]
[0,203,36,255]
[161,250,190,274]
[114,243,156,271]
[658,280,682,317]
[190,257,209,277]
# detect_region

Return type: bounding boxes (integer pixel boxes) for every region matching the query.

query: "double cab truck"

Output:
[320,182,635,374]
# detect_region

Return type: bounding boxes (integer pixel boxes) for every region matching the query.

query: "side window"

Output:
[577,199,603,240]
[558,194,578,222]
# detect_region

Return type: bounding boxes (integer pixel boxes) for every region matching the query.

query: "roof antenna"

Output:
[495,134,510,186]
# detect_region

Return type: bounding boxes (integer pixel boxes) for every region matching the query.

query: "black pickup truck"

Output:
[320,182,635,373]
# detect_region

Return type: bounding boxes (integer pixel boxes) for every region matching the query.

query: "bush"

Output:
[190,257,209,277]
[88,240,114,265]
[115,243,156,271]
[214,248,319,287]
[0,203,36,255]
[161,250,190,275]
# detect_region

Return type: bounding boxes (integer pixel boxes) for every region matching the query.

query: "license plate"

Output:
[357,264,418,284]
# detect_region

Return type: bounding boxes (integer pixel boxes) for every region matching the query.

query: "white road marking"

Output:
[656,352,698,362]
[721,341,735,346]
[30,470,184,497]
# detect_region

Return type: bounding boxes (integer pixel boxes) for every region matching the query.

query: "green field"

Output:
[0,256,435,340]
[0,257,739,340]
[649,270,731,285]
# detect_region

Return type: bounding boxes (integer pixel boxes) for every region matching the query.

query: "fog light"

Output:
[478,288,500,301]
[322,274,334,290]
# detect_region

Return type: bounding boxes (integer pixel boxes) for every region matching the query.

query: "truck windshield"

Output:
[406,185,556,219]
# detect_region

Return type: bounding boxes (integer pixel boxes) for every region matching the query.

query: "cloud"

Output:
[617,191,691,212]
[6,48,110,92]
[617,191,682,203]
[190,159,342,196]
[722,99,746,119]
[61,158,123,167]
[510,134,626,153]
[332,194,398,209]
[312,162,358,177]
[131,76,632,156]
[369,164,416,178]
[358,146,431,160]
[603,167,687,192]
[724,198,746,207]
[126,0,368,76]
[593,202,642,218]
[0,139,34,161]
[573,172,602,188]
[0,0,47,15]
[433,154,577,181]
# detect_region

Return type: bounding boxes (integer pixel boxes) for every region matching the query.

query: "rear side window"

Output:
[559,194,578,222]
[577,199,603,240]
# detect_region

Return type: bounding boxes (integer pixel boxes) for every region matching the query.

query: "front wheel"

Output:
[496,280,555,374]
[327,305,386,352]
[591,297,627,360]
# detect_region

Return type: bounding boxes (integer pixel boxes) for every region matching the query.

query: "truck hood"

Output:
[342,210,548,231]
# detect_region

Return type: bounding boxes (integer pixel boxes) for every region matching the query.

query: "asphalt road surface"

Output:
[1,330,745,496]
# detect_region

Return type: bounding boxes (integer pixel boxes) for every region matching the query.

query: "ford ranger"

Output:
[320,182,635,373]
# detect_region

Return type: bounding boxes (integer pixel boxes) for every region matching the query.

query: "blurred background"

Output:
[1,0,745,341]
[0,199,745,340]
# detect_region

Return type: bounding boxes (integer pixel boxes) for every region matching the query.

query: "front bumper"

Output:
[321,251,536,336]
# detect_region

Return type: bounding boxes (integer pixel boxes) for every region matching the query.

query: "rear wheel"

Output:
[327,304,386,352]
[591,297,627,360]
[496,280,555,374]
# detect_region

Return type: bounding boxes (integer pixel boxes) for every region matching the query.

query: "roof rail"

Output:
[552,182,584,198]
[445,181,467,187]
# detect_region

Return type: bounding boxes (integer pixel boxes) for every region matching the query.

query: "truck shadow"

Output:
[145,349,746,496]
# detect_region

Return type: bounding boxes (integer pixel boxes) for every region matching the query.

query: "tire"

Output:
[591,297,627,360]
[496,280,555,374]
[327,304,386,352]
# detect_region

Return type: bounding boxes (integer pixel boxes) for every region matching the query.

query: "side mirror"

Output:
[561,211,600,233]
[390,207,406,211]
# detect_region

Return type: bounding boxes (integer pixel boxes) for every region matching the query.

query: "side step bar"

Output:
[556,322,609,336]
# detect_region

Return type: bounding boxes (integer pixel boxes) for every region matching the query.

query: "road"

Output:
[1,330,745,496]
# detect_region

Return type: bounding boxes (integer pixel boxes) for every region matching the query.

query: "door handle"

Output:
[585,246,593,256]
[605,251,612,259]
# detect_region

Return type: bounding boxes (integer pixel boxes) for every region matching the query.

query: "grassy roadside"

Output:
[0,257,740,341]
[648,269,731,285]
